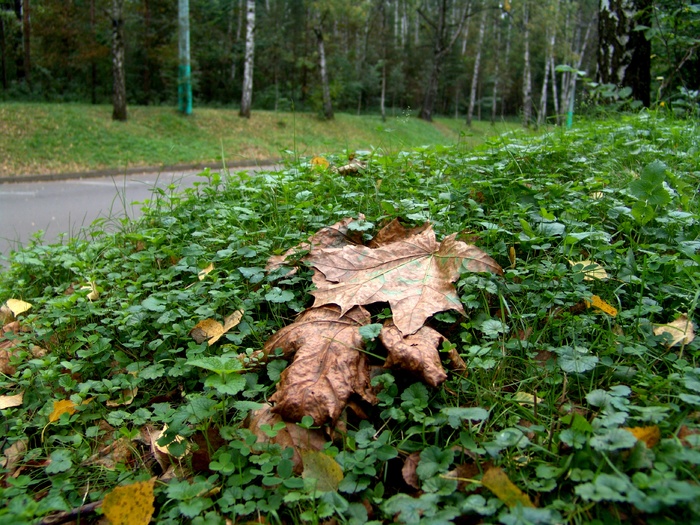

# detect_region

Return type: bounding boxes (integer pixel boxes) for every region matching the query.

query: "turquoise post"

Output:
[178,0,192,115]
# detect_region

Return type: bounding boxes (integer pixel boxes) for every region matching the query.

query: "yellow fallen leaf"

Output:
[80,282,99,301]
[311,156,330,169]
[0,392,23,409]
[585,295,618,317]
[5,299,32,316]
[569,260,608,281]
[106,387,138,407]
[198,263,215,280]
[154,425,190,458]
[301,450,344,492]
[590,191,604,199]
[102,479,155,525]
[624,426,661,448]
[481,466,535,508]
[49,399,77,422]
[190,310,244,345]
[512,392,543,406]
[653,314,695,347]
[508,247,516,269]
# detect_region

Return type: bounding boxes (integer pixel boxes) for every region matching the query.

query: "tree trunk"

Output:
[538,27,554,126]
[178,0,192,115]
[521,0,532,128]
[21,0,29,88]
[597,0,651,107]
[419,0,472,122]
[0,14,6,90]
[111,0,127,121]
[142,0,151,105]
[90,0,97,104]
[467,7,486,126]
[491,10,501,124]
[239,0,255,118]
[314,26,333,120]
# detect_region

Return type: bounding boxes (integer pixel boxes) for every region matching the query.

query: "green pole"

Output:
[178,0,192,115]
[566,88,574,129]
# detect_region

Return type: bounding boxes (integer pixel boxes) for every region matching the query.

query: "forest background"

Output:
[0,0,698,127]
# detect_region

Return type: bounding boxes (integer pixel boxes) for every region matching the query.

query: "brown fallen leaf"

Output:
[401,452,421,490]
[1,438,28,474]
[0,392,24,409]
[481,466,535,508]
[308,222,502,336]
[380,320,447,387]
[653,314,695,347]
[332,159,367,176]
[367,219,430,249]
[190,310,244,345]
[248,404,327,473]
[106,387,138,407]
[265,305,377,425]
[266,216,364,273]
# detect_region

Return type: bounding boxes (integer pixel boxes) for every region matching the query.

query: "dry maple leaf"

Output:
[653,313,695,347]
[266,216,364,273]
[248,404,327,473]
[308,222,502,336]
[380,320,447,387]
[265,305,377,425]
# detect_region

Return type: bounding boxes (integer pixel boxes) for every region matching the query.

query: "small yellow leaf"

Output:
[102,479,155,525]
[585,295,618,317]
[482,466,535,508]
[154,425,190,458]
[198,263,215,280]
[508,247,516,269]
[0,392,23,409]
[5,299,32,316]
[301,450,344,492]
[190,310,244,345]
[653,314,695,347]
[569,260,608,281]
[106,387,138,407]
[624,426,661,448]
[311,156,330,169]
[80,282,99,301]
[49,399,77,422]
[512,392,543,406]
[590,191,604,199]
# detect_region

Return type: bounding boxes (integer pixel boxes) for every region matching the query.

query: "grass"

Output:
[0,102,519,177]
[1,110,700,524]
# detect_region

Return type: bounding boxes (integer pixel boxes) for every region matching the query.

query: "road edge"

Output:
[0,159,283,184]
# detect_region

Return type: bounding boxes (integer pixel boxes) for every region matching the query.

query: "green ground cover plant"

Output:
[0,103,517,178]
[1,111,699,524]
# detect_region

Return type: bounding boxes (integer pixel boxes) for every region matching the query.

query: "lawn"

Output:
[0,103,518,178]
[1,111,699,524]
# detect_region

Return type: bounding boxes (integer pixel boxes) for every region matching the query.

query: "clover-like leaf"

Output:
[308,222,502,336]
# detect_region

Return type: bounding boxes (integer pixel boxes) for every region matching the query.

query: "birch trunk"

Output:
[538,28,554,126]
[466,6,486,126]
[491,11,502,123]
[111,0,127,121]
[521,0,532,128]
[239,0,255,118]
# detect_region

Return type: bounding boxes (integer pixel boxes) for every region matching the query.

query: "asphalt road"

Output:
[0,165,276,263]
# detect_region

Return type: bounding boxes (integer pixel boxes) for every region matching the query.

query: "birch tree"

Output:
[466,4,486,126]
[521,0,532,127]
[239,0,255,118]
[111,0,127,121]
[314,21,334,120]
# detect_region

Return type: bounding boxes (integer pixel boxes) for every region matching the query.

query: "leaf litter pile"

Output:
[2,113,700,524]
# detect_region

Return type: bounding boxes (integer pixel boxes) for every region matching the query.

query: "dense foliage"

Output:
[1,110,699,523]
[1,0,698,118]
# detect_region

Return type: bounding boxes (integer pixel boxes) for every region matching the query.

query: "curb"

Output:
[0,158,283,185]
